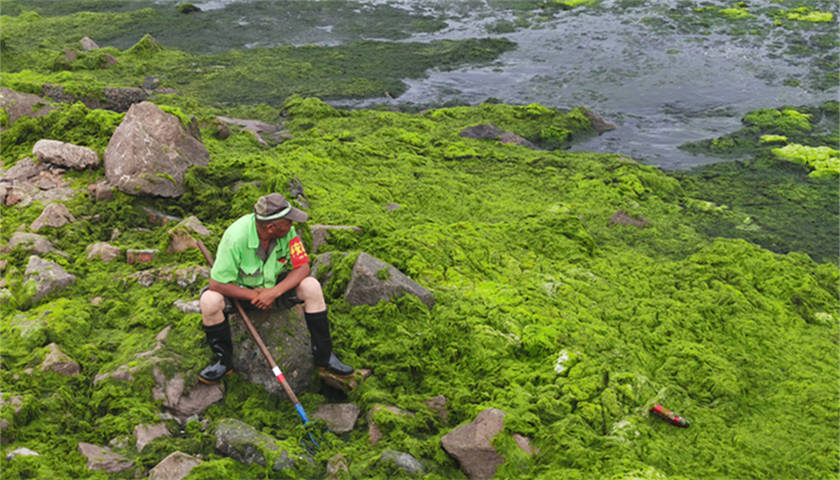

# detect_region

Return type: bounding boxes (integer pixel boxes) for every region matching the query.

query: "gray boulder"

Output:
[30,203,75,232]
[152,369,223,423]
[214,418,294,471]
[459,123,539,150]
[1,157,44,182]
[77,442,133,474]
[134,422,170,452]
[80,36,100,51]
[312,403,361,434]
[8,232,56,255]
[104,101,210,197]
[149,451,201,480]
[380,450,424,475]
[310,224,362,253]
[441,408,506,480]
[86,242,122,262]
[41,84,148,112]
[580,107,617,134]
[0,88,57,129]
[229,305,313,398]
[345,252,434,309]
[33,139,99,170]
[24,255,76,302]
[39,342,81,376]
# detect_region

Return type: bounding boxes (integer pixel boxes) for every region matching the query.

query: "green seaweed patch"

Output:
[784,7,834,23]
[759,134,788,144]
[719,3,755,19]
[680,103,836,158]
[772,143,840,178]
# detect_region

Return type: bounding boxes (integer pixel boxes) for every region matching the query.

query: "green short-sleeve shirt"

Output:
[210,214,308,288]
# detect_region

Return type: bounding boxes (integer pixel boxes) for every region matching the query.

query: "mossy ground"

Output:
[1,94,837,479]
[1,3,838,480]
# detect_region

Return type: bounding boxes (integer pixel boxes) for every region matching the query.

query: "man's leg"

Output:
[198,288,234,383]
[296,276,354,376]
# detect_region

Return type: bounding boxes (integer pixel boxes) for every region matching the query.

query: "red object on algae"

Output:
[650,404,690,427]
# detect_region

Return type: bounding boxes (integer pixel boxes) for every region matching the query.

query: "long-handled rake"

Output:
[187,234,320,451]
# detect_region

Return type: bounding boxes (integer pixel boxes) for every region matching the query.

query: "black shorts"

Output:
[199,284,303,314]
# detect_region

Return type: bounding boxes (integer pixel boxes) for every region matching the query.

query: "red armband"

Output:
[288,236,309,268]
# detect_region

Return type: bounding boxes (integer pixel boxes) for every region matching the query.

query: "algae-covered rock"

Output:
[104,101,210,197]
[0,89,57,128]
[312,403,360,434]
[39,342,81,376]
[228,305,313,398]
[23,255,75,302]
[77,442,133,474]
[7,232,56,255]
[32,139,99,170]
[29,202,75,232]
[380,450,424,475]
[441,408,506,480]
[214,418,294,471]
[345,252,435,309]
[149,451,201,480]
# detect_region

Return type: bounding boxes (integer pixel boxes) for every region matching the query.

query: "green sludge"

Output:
[0,4,838,480]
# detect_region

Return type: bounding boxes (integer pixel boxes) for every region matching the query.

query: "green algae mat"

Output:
[1,3,838,480]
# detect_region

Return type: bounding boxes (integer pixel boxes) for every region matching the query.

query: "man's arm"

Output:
[208,279,259,303]
[250,262,311,310]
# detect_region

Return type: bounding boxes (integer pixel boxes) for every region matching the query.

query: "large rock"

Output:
[310,224,362,253]
[104,101,210,197]
[134,422,170,451]
[79,36,100,51]
[312,403,361,434]
[24,255,76,302]
[580,107,617,134]
[7,232,56,255]
[77,442,133,474]
[39,342,81,376]
[33,139,99,170]
[30,203,75,232]
[229,305,313,398]
[459,123,539,150]
[152,369,223,423]
[86,242,122,262]
[0,88,57,129]
[41,84,149,112]
[214,418,294,471]
[1,157,44,182]
[441,408,506,480]
[380,450,424,475]
[345,252,435,309]
[149,451,201,480]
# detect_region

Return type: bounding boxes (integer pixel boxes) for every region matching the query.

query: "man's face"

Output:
[266,219,293,238]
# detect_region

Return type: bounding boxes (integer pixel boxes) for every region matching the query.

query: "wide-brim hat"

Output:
[254,193,308,222]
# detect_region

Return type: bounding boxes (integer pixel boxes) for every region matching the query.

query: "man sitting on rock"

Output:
[198,193,354,384]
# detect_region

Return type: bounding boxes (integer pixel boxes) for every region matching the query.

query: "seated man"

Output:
[198,193,354,383]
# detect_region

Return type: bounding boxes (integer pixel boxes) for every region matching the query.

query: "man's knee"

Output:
[200,290,226,319]
[297,276,323,300]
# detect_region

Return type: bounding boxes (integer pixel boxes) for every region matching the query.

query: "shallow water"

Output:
[37,0,840,169]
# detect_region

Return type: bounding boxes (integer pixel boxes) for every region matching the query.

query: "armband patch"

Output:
[289,236,309,268]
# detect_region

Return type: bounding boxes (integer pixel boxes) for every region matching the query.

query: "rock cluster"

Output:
[0,78,535,479]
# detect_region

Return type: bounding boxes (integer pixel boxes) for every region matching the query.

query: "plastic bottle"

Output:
[650,404,690,427]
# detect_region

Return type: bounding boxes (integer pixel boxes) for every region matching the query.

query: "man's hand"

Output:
[251,288,280,310]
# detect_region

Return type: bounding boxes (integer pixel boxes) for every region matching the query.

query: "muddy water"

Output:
[84,0,840,168]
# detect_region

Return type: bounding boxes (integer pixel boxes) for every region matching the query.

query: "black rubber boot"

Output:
[305,309,354,376]
[199,319,233,384]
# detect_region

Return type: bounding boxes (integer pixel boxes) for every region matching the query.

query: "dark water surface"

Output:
[26,0,840,169]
